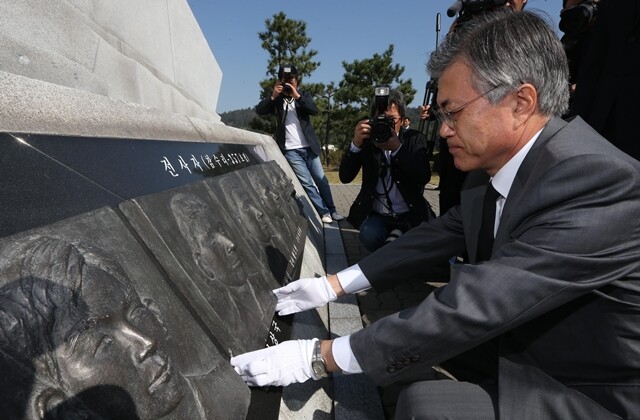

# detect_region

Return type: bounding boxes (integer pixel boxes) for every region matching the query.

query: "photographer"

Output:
[256,65,343,223]
[339,87,433,252]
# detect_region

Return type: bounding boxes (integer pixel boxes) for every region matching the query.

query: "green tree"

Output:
[331,45,416,150]
[250,12,322,134]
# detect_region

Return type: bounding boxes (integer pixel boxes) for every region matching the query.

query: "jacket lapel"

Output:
[493,117,568,249]
[461,171,490,263]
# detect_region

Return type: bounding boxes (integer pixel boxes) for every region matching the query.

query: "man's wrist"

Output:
[320,339,341,373]
[327,274,346,297]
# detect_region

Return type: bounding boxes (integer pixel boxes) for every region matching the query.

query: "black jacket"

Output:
[339,128,432,229]
[255,91,322,156]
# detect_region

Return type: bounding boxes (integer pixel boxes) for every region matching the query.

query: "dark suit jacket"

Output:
[567,0,640,161]
[338,128,433,229]
[255,91,322,156]
[349,117,640,419]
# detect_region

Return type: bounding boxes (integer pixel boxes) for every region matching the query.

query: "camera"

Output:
[279,65,296,96]
[449,0,508,24]
[369,85,395,144]
[559,0,599,36]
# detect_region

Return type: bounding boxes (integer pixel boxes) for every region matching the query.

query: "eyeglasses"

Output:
[434,85,502,129]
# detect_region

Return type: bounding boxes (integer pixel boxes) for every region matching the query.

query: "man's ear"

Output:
[512,83,537,128]
[514,83,538,119]
[32,386,66,419]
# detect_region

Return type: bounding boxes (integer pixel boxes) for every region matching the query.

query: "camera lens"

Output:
[371,116,394,144]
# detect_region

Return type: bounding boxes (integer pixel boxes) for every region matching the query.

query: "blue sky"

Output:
[187,0,562,114]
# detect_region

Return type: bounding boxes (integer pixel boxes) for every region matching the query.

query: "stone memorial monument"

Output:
[0,133,313,419]
[0,1,335,418]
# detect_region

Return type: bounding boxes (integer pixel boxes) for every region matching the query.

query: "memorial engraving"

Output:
[207,165,306,286]
[119,181,278,356]
[0,132,308,418]
[0,207,250,419]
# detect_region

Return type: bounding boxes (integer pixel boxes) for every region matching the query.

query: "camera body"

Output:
[280,65,296,96]
[456,0,508,24]
[370,85,395,144]
[559,0,599,36]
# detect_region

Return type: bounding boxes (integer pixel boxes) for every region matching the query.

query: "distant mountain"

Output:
[220,106,427,132]
[220,107,256,130]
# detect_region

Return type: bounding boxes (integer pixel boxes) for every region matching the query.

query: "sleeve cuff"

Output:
[391,143,402,156]
[349,142,363,153]
[332,336,363,374]
[336,263,371,294]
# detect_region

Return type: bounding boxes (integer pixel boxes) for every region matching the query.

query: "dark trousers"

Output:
[395,379,498,420]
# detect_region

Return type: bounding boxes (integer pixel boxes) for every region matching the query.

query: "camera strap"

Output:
[279,98,293,127]
[377,153,397,217]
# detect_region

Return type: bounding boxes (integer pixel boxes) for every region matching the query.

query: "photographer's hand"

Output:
[353,119,371,148]
[271,82,284,100]
[419,104,432,120]
[286,84,301,100]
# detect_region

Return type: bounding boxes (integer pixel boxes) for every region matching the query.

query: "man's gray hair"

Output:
[428,9,569,117]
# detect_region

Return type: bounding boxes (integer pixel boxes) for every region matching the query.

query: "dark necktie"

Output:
[476,182,501,263]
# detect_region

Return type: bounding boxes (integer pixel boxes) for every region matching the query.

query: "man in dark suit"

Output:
[233,10,640,419]
[339,88,433,251]
[562,0,640,161]
[255,64,343,224]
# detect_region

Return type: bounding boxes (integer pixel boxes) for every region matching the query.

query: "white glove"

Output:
[274,276,337,316]
[230,339,319,387]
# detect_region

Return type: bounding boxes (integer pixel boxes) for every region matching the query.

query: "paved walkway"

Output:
[328,183,442,419]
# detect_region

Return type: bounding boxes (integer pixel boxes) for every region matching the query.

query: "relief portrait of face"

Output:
[4,238,187,419]
[55,264,185,418]
[171,193,247,286]
[245,169,285,219]
[228,182,272,243]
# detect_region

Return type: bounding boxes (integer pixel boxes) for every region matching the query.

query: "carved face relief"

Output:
[170,193,247,286]
[193,219,247,286]
[55,266,185,419]
[250,178,285,220]
[229,186,271,243]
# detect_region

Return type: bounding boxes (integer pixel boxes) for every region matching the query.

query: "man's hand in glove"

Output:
[273,276,340,316]
[231,339,323,387]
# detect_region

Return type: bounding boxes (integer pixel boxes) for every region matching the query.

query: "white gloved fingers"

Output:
[232,359,271,386]
[232,359,268,377]
[272,281,300,300]
[272,276,337,316]
[230,339,319,387]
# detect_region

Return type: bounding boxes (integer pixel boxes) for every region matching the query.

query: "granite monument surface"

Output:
[0,132,308,418]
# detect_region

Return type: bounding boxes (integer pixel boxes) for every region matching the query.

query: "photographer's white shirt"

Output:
[283,99,309,150]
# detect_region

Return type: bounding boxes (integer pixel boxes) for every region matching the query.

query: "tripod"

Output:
[418,13,442,163]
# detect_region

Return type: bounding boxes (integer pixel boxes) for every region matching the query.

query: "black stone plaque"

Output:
[119,181,278,356]
[0,131,309,418]
[0,207,250,419]
[0,133,122,237]
[0,132,264,238]
[206,164,307,286]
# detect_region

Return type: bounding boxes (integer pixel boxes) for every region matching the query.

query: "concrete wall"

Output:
[0,0,221,122]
